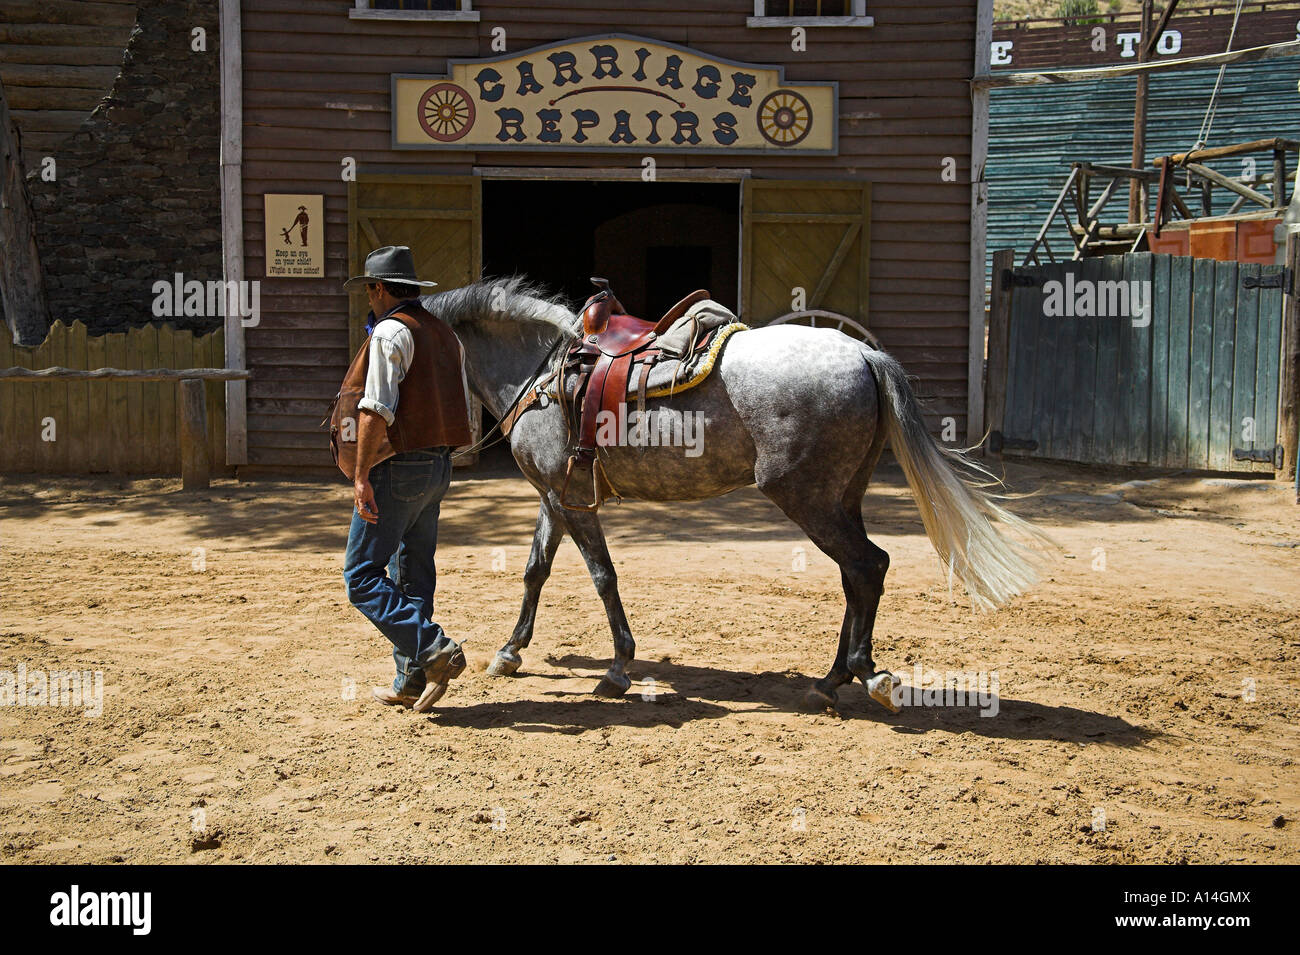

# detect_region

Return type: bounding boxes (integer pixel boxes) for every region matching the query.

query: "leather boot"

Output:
[412,640,467,713]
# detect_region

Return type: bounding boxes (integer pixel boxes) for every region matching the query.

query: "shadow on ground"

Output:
[429,652,1155,746]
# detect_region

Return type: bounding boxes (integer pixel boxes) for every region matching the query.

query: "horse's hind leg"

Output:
[561,505,636,698]
[803,585,858,712]
[761,482,893,713]
[487,497,565,677]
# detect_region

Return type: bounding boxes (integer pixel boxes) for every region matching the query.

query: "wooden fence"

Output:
[0,321,228,475]
[987,250,1289,474]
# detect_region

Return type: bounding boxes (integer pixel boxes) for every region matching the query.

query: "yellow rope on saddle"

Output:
[642,321,749,399]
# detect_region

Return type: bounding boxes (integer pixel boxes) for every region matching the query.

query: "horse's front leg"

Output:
[487,497,565,677]
[562,505,635,697]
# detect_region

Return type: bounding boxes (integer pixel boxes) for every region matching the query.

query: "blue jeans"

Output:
[343,448,454,696]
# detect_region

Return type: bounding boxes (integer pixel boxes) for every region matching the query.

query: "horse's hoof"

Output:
[865,671,902,713]
[801,687,838,714]
[594,672,631,698]
[486,650,521,677]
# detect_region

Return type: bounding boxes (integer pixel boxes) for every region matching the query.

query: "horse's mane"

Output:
[425,276,579,341]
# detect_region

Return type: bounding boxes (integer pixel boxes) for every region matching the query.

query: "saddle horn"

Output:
[582,277,625,334]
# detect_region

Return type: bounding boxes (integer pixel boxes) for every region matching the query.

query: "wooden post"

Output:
[219,0,248,469]
[0,76,51,346]
[1280,233,1300,483]
[984,249,1014,455]
[179,378,210,490]
[967,0,994,446]
[1274,147,1288,209]
[1129,0,1154,224]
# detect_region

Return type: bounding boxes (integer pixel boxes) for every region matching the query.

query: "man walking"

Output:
[336,246,472,712]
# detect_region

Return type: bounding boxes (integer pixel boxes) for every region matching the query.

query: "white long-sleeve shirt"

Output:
[357,302,472,434]
[358,305,417,427]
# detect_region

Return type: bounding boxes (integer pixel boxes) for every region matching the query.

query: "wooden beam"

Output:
[1076,162,1161,182]
[1130,0,1153,224]
[352,207,475,220]
[0,367,251,381]
[5,86,110,110]
[0,0,135,26]
[983,249,1013,454]
[1274,148,1288,208]
[220,0,247,468]
[1143,0,1181,59]
[1184,162,1275,208]
[1072,204,1286,238]
[474,166,750,182]
[1280,233,1300,484]
[0,63,120,88]
[1153,138,1300,165]
[1169,188,1195,220]
[809,222,860,308]
[977,40,1300,87]
[0,76,50,346]
[968,0,994,446]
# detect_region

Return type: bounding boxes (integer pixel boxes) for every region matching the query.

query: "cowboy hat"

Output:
[344,246,438,289]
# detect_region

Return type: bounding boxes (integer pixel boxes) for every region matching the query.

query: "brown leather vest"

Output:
[330,304,472,478]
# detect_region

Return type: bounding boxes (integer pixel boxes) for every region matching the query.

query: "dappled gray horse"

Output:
[428,278,1048,712]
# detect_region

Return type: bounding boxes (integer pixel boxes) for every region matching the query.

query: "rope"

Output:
[1192,0,1247,153]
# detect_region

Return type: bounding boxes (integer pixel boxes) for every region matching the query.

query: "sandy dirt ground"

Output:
[1,454,1297,864]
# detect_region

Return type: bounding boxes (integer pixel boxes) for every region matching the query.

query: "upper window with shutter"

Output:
[747,1,874,27]
[350,1,480,21]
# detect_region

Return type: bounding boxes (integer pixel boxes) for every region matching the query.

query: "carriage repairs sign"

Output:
[392,34,837,155]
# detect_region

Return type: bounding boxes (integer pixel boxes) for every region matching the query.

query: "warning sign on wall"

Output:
[264,194,324,277]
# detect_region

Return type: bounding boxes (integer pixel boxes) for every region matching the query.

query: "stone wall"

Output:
[26,0,222,337]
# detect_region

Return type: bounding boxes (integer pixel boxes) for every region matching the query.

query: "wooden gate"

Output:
[988,251,1286,473]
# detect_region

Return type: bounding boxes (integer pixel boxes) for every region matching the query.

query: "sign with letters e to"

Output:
[392,34,837,155]
[264,194,324,277]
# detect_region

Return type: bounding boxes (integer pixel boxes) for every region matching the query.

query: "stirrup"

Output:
[560,453,603,512]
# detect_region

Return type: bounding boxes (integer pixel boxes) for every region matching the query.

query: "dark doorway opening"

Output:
[476,179,739,471]
[482,179,739,317]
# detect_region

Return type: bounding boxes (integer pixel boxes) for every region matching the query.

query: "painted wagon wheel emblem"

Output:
[758,90,812,146]
[418,82,475,142]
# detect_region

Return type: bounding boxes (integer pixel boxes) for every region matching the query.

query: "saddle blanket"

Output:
[625,299,747,400]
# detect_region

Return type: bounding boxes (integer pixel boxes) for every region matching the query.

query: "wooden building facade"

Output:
[224,0,991,472]
[992,1,1300,71]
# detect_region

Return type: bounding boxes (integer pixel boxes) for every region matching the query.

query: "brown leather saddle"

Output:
[561,277,710,510]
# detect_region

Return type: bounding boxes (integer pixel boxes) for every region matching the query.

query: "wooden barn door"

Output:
[347,174,483,461]
[741,179,871,326]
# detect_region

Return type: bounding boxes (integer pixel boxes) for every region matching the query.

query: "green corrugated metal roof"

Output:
[987,58,1299,273]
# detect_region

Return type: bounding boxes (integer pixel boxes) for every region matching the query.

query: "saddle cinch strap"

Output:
[560,278,709,511]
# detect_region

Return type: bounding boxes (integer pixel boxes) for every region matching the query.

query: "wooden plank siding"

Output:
[241,0,979,468]
[0,321,228,475]
[0,0,137,167]
[993,8,1300,72]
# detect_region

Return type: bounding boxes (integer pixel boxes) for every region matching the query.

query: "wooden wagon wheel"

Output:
[417,82,475,142]
[757,90,812,147]
[769,310,882,351]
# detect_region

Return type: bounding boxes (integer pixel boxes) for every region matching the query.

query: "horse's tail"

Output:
[862,349,1055,611]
